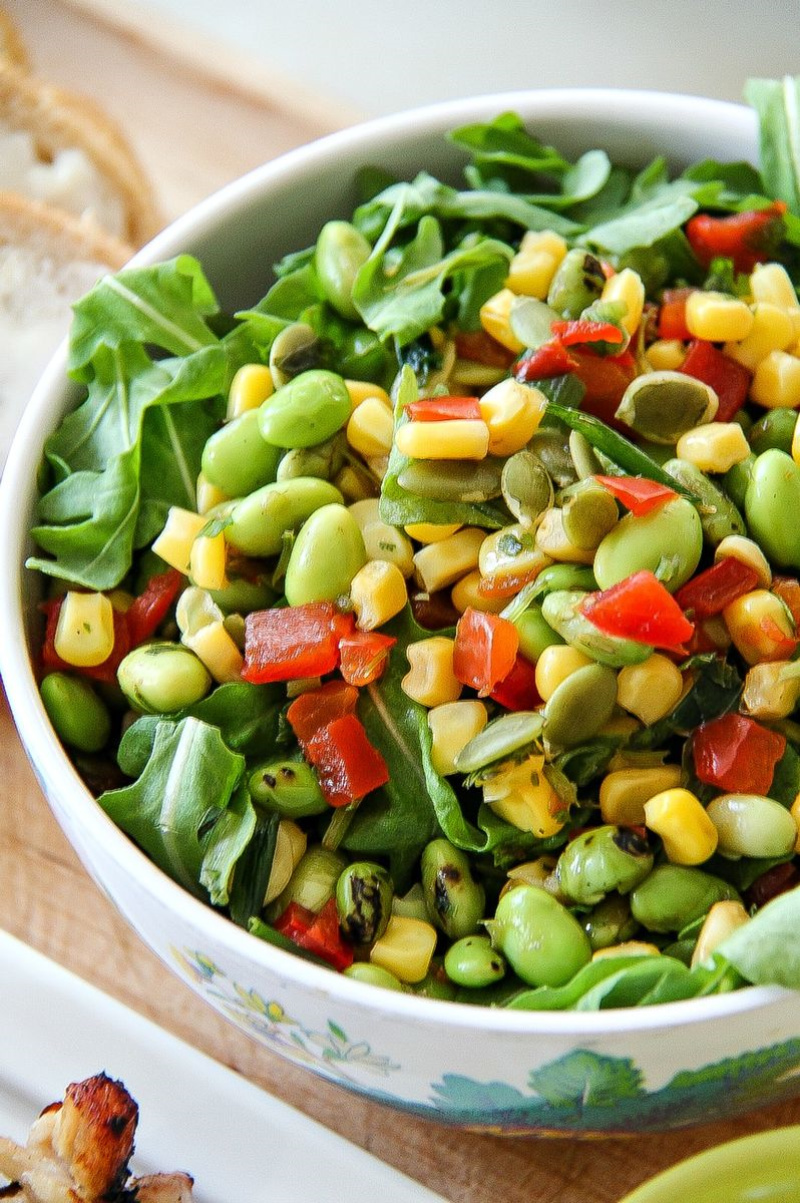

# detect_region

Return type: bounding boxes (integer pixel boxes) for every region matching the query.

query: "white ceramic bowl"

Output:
[3,89,800,1136]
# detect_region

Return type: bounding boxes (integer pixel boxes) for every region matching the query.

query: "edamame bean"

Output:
[336,862,394,945]
[40,672,111,752]
[117,642,212,714]
[314,220,372,321]
[201,409,282,497]
[540,591,653,667]
[583,893,639,951]
[630,864,740,933]
[258,369,352,448]
[274,845,348,914]
[513,602,565,661]
[744,449,800,569]
[706,794,798,859]
[663,459,746,546]
[557,826,654,906]
[249,758,328,818]
[276,433,347,482]
[444,935,507,988]
[748,408,799,456]
[543,663,618,748]
[421,839,485,940]
[592,497,702,592]
[226,477,343,557]
[338,327,392,383]
[722,452,756,511]
[209,569,276,614]
[284,503,367,605]
[531,563,597,597]
[343,963,405,991]
[487,883,592,987]
[547,248,605,319]
[397,456,505,502]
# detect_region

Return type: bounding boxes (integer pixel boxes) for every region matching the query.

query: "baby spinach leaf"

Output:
[745,75,800,215]
[229,812,279,928]
[187,681,285,758]
[200,777,257,906]
[449,111,571,179]
[580,160,700,256]
[717,886,800,987]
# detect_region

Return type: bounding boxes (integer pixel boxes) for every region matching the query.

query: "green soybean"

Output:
[541,590,652,667]
[338,327,392,383]
[557,826,654,906]
[336,862,394,945]
[40,672,111,753]
[744,448,800,569]
[276,433,347,483]
[248,758,328,818]
[583,892,639,951]
[630,864,740,933]
[284,503,367,605]
[343,963,405,991]
[268,322,321,389]
[722,452,756,511]
[706,794,798,859]
[258,369,352,448]
[226,477,343,557]
[201,409,281,497]
[513,603,565,661]
[444,935,507,988]
[547,248,605,318]
[593,496,702,592]
[487,883,592,988]
[117,642,212,714]
[748,407,799,456]
[421,839,485,940]
[315,220,372,321]
[663,458,746,546]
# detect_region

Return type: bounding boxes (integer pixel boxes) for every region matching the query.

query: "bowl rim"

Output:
[1,85,792,1038]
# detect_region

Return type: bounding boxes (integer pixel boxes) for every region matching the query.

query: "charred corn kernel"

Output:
[483,754,564,838]
[685,291,754,342]
[227,363,274,418]
[196,472,229,515]
[451,569,507,615]
[601,267,645,334]
[54,592,115,668]
[534,507,595,564]
[691,900,750,967]
[152,507,207,575]
[350,560,408,631]
[723,589,796,664]
[645,339,686,371]
[675,421,751,473]
[478,378,547,456]
[534,645,593,702]
[370,914,438,983]
[714,535,772,588]
[592,941,661,960]
[405,521,461,543]
[617,655,684,726]
[741,660,800,720]
[413,527,484,593]
[478,524,551,584]
[189,530,227,591]
[792,793,800,853]
[479,288,525,353]
[427,699,488,776]
[395,417,490,461]
[344,379,392,411]
[346,395,394,458]
[506,231,568,299]
[333,463,378,502]
[724,303,796,371]
[599,765,684,826]
[750,349,800,408]
[183,621,243,683]
[402,636,462,707]
[644,788,719,865]
[750,262,799,309]
[264,820,308,904]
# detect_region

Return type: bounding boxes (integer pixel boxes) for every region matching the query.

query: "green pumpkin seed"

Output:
[615,371,718,443]
[543,662,618,748]
[501,450,553,525]
[269,322,322,389]
[454,710,544,774]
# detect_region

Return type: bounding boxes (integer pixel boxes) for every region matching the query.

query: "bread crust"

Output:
[0,8,30,72]
[0,189,132,268]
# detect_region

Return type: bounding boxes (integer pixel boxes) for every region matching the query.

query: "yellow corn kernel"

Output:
[189,530,227,592]
[675,421,751,473]
[370,914,438,983]
[362,522,415,578]
[451,569,507,615]
[478,525,551,587]
[483,754,564,838]
[350,559,408,631]
[792,413,800,467]
[195,472,229,516]
[534,644,593,702]
[263,820,308,904]
[477,378,547,457]
[691,900,750,968]
[714,535,772,588]
[723,589,796,664]
[599,765,684,826]
[518,229,569,261]
[724,303,796,371]
[534,508,595,564]
[791,792,800,853]
[333,463,378,502]
[742,659,800,720]
[227,363,274,419]
[750,349,800,409]
[644,788,719,865]
[365,454,389,481]
[750,262,799,309]
[506,231,567,299]
[184,620,243,683]
[479,287,525,353]
[645,339,686,371]
[598,714,642,740]
[402,636,462,707]
[405,521,462,543]
[348,498,381,528]
[344,379,392,411]
[601,267,645,335]
[346,395,394,458]
[54,591,115,668]
[592,941,661,961]
[413,527,484,593]
[616,655,684,726]
[685,291,754,343]
[395,417,490,461]
[427,700,488,776]
[152,506,207,575]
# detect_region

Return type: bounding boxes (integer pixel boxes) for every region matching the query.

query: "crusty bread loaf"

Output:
[0,8,29,72]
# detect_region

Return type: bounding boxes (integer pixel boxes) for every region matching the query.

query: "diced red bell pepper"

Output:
[568,347,638,430]
[489,653,541,711]
[305,713,389,807]
[771,577,800,628]
[550,319,626,348]
[477,567,543,599]
[125,568,184,647]
[338,630,397,687]
[674,557,760,619]
[693,712,786,796]
[453,608,519,696]
[514,338,578,381]
[40,597,131,685]
[579,570,695,648]
[407,396,482,422]
[273,899,354,971]
[273,900,316,943]
[593,475,678,517]
[679,339,752,422]
[686,202,787,274]
[657,288,695,341]
[286,679,360,746]
[454,329,516,368]
[242,602,347,684]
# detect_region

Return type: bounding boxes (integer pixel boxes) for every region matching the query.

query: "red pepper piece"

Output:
[514,338,578,381]
[657,288,695,341]
[568,347,638,430]
[286,679,360,746]
[407,396,482,422]
[338,630,397,687]
[489,653,541,711]
[452,608,519,696]
[242,602,344,684]
[772,576,800,628]
[693,713,786,796]
[745,862,800,910]
[477,567,543,600]
[126,568,184,647]
[305,713,389,807]
[454,329,516,368]
[40,597,131,685]
[550,319,625,347]
[679,339,752,422]
[273,899,354,971]
[273,900,316,943]
[579,570,695,648]
[674,557,760,619]
[593,475,678,517]
[686,202,787,274]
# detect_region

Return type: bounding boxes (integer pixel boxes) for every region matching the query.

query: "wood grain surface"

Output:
[1,4,799,1200]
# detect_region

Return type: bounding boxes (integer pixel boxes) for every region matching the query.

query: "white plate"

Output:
[0,928,446,1203]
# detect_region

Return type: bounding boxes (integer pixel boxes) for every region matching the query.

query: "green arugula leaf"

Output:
[745,76,800,214]
[717,887,800,987]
